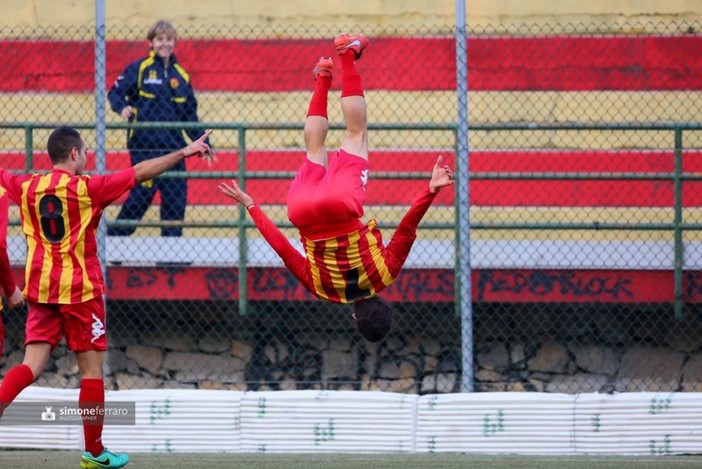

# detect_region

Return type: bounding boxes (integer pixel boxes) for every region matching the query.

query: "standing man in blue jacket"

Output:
[108,19,208,237]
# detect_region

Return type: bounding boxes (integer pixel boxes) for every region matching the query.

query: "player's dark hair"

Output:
[47,126,83,164]
[353,296,393,342]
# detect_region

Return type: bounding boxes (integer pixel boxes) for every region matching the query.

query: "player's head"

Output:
[47,126,87,173]
[353,296,393,342]
[148,20,177,58]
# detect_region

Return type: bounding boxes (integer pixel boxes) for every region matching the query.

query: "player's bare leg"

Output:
[21,342,52,378]
[0,343,49,419]
[335,33,369,161]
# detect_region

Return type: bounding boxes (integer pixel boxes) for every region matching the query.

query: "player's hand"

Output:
[218,179,255,208]
[120,106,134,120]
[184,130,214,163]
[429,155,455,193]
[7,285,24,309]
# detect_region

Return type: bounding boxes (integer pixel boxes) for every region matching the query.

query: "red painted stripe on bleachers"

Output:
[5,149,702,207]
[1,36,700,92]
[12,261,697,303]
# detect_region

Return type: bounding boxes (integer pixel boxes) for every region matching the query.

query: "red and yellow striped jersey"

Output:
[249,188,438,304]
[0,168,135,304]
[301,220,397,302]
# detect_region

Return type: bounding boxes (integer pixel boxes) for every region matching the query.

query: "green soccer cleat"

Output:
[80,448,129,468]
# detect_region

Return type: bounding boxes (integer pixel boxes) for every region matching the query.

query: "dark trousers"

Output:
[107,149,187,237]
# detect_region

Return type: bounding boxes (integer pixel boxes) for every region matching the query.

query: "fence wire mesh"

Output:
[0,21,701,394]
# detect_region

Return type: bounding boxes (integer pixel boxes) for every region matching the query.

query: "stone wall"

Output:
[3,302,702,394]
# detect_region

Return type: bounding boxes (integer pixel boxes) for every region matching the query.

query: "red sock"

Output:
[306,76,331,118]
[340,53,364,98]
[0,364,34,414]
[80,378,105,457]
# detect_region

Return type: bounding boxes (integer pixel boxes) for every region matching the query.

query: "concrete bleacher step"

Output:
[5,235,695,270]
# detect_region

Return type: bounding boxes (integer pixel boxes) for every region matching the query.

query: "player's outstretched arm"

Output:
[429,154,455,193]
[384,155,455,274]
[219,179,310,285]
[133,130,213,183]
[218,179,255,208]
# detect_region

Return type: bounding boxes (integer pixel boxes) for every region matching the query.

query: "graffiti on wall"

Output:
[91,266,698,303]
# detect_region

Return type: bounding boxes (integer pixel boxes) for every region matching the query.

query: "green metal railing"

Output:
[466,123,702,320]
[4,121,702,318]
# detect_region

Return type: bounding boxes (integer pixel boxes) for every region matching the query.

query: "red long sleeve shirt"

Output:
[248,188,438,303]
[0,191,16,304]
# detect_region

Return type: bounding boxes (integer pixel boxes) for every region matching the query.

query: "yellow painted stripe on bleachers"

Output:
[0,91,700,150]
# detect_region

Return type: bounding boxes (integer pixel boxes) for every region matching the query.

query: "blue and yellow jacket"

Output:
[108,51,204,153]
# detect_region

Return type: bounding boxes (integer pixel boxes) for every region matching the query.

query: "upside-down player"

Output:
[219,34,454,342]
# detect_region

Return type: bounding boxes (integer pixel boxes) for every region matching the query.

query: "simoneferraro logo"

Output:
[41,406,56,421]
[0,401,136,425]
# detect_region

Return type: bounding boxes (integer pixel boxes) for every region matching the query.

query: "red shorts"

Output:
[25,296,107,352]
[287,149,369,239]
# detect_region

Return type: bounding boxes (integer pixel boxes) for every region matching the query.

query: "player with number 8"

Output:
[0,125,212,468]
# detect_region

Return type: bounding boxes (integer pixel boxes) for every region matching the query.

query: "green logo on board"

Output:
[149,397,172,424]
[649,394,673,414]
[483,410,505,437]
[649,434,671,455]
[257,397,267,418]
[314,418,335,445]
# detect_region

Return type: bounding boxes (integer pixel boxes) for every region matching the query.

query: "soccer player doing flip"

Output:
[219,34,455,342]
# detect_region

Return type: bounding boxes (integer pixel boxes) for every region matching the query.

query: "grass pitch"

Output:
[1,451,702,469]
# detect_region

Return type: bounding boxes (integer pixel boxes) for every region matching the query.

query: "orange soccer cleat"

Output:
[313,56,333,80]
[334,33,370,59]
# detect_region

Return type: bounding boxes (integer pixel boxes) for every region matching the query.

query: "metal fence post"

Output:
[238,125,249,315]
[94,0,109,376]
[673,126,684,320]
[456,0,474,393]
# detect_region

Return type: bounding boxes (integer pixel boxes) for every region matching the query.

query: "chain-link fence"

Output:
[1,21,701,394]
